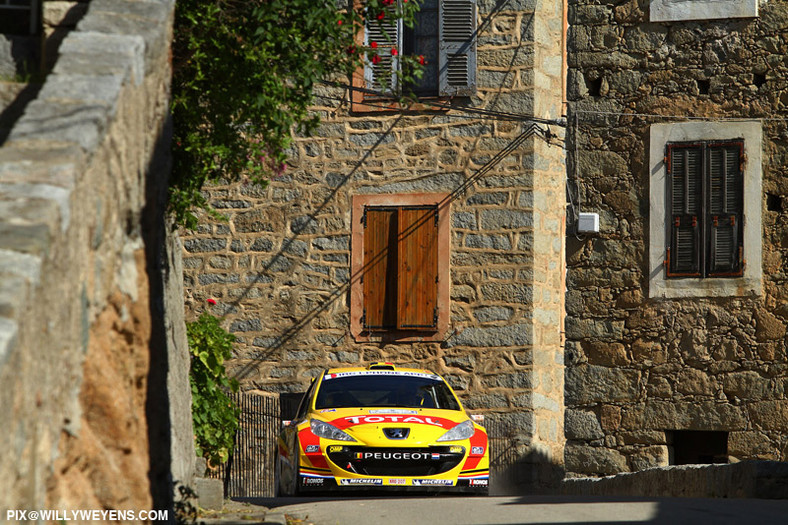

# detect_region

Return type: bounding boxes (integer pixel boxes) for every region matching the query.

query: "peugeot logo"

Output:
[384,428,410,439]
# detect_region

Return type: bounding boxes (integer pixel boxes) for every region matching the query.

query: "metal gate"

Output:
[208,393,280,497]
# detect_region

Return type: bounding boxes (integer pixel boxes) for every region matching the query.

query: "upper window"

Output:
[648,121,762,299]
[666,140,743,278]
[350,194,450,341]
[352,0,477,110]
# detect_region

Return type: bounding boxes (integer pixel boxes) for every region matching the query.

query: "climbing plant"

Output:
[170,0,423,228]
[187,312,239,466]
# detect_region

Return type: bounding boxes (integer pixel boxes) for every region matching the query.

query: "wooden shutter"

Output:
[707,142,743,276]
[667,144,702,277]
[363,208,398,329]
[439,0,477,96]
[397,206,439,330]
[365,16,401,94]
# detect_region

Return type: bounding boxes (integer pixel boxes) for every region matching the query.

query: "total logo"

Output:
[342,415,445,427]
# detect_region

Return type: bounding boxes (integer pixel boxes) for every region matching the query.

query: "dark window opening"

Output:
[767,193,782,212]
[585,75,602,97]
[753,73,767,88]
[669,430,728,465]
[697,79,710,95]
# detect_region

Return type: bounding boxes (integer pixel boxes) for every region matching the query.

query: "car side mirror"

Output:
[282,420,292,428]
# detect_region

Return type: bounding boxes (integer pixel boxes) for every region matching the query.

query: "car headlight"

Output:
[310,419,357,442]
[436,419,475,442]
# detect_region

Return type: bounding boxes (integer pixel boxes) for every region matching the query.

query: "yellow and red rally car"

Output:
[276,363,489,495]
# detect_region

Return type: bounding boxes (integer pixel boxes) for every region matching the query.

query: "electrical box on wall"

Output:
[577,212,599,233]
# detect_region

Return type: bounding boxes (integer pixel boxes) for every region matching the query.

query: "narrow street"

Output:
[207,495,788,525]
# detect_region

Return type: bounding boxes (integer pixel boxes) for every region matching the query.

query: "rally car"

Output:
[276,363,489,495]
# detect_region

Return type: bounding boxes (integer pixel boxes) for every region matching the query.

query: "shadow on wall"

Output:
[0,1,89,143]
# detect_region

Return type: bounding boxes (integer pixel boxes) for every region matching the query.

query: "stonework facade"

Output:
[181,0,567,490]
[565,0,788,475]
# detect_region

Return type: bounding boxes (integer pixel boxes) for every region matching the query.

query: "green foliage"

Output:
[187,312,240,466]
[170,0,423,228]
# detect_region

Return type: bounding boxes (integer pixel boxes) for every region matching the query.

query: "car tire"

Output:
[274,454,284,497]
[290,462,300,496]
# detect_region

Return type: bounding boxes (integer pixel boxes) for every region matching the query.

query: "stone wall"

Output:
[181,0,566,492]
[565,0,788,475]
[0,0,191,517]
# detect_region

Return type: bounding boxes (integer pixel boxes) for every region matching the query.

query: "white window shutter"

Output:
[439,0,477,96]
[365,17,402,95]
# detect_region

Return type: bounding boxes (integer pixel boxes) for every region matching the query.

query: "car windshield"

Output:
[314,373,462,411]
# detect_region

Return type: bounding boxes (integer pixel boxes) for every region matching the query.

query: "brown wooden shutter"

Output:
[363,207,398,329]
[667,144,702,277]
[397,206,439,330]
[707,142,743,276]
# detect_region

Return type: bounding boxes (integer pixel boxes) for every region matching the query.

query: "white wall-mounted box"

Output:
[577,212,599,233]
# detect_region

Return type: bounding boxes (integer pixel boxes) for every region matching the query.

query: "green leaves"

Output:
[170,0,424,228]
[187,312,239,466]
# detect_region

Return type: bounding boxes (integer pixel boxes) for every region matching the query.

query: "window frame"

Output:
[648,121,762,299]
[350,193,451,342]
[650,0,758,22]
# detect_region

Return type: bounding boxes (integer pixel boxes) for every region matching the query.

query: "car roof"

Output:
[323,364,437,376]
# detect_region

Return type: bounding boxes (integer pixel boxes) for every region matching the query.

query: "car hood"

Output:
[311,407,472,446]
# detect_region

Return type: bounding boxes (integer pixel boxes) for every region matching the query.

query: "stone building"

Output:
[565,0,788,475]
[181,0,567,490]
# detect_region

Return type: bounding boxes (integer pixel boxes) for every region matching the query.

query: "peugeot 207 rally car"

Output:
[276,363,489,495]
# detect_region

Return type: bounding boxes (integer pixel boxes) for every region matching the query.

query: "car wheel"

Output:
[274,454,284,497]
[289,461,300,496]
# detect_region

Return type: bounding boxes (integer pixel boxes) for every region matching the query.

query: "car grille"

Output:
[327,446,465,476]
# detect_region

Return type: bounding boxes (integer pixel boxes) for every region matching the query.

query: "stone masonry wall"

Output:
[0,0,191,517]
[181,0,566,492]
[565,1,788,475]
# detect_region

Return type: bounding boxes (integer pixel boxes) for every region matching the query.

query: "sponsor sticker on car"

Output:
[305,445,320,453]
[324,371,441,381]
[339,478,384,486]
[341,415,446,427]
[412,479,454,486]
[388,478,407,485]
[469,479,488,486]
[304,478,325,485]
[369,409,418,415]
[471,446,485,455]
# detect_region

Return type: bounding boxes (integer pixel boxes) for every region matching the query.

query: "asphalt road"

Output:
[241,495,788,525]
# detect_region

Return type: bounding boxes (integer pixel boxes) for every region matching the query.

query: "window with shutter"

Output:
[351,194,450,342]
[665,140,744,279]
[355,0,476,109]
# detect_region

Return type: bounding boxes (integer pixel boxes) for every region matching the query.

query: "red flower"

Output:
[347,45,357,55]
[419,55,426,65]
[337,19,343,25]
[207,298,217,305]
[391,48,398,56]
[370,41,378,49]
[376,11,385,20]
[372,54,382,65]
